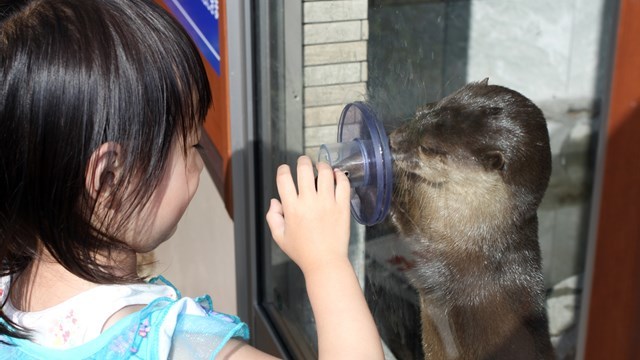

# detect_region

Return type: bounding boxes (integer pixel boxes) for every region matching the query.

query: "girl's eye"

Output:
[193,143,204,153]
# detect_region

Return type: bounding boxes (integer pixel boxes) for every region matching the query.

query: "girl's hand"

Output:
[266,156,351,275]
[265,156,383,360]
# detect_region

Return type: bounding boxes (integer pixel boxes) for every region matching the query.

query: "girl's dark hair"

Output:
[0,0,211,339]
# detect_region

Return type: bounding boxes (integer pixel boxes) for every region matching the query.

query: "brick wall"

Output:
[302,0,369,160]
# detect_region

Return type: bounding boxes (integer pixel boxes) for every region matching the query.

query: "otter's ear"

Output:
[482,150,505,171]
[85,142,123,202]
[479,78,489,86]
[417,102,436,114]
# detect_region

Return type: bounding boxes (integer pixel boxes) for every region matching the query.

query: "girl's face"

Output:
[125,132,204,252]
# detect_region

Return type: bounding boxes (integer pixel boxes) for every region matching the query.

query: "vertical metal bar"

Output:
[284,0,304,162]
[251,0,292,354]
[576,0,620,358]
[227,0,254,331]
[228,0,301,356]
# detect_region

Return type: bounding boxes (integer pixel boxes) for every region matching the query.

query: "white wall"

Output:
[153,171,237,315]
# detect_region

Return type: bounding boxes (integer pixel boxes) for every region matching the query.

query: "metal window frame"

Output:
[228,0,304,358]
[228,0,622,358]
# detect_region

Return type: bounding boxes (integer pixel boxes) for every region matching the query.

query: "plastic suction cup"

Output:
[318,102,393,225]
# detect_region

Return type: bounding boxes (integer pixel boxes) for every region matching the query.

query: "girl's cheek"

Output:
[187,151,204,193]
[191,151,204,174]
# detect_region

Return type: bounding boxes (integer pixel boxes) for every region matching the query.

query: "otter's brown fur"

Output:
[389,79,554,359]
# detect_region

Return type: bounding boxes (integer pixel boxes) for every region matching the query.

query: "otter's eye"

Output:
[482,150,505,171]
[419,145,444,156]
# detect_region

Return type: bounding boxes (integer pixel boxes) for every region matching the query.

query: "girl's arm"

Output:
[264,156,383,360]
[220,156,383,360]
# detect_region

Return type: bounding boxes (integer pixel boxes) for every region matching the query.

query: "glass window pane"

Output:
[256,1,617,358]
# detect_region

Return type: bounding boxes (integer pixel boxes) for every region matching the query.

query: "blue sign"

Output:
[164,0,221,75]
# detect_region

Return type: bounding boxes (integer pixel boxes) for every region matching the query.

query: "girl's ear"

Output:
[85,142,123,202]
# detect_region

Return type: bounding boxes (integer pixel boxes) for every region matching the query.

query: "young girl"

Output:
[0,0,383,359]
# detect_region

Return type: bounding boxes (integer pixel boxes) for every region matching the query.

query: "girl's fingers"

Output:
[334,169,351,205]
[266,198,285,242]
[296,156,316,197]
[267,197,284,217]
[316,161,335,196]
[275,164,297,206]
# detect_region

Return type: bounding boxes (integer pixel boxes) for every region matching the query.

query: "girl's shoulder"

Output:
[1,275,178,349]
[137,277,250,359]
[0,276,249,360]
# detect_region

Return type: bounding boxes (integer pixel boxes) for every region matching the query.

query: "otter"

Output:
[388,79,554,359]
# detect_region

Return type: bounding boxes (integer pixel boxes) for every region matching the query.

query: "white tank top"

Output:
[0,276,177,349]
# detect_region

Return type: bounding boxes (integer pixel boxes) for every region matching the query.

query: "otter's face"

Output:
[388,80,551,245]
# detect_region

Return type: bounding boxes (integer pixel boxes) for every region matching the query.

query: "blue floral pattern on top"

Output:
[0,276,249,360]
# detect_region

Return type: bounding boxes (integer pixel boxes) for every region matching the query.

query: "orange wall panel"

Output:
[584,0,640,358]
